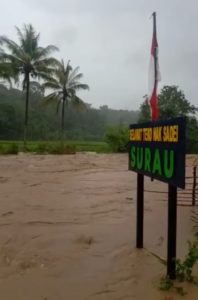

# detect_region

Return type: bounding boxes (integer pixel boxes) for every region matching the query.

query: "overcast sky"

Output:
[0,0,198,110]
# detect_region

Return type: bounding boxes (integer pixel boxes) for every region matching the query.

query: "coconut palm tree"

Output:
[0,24,59,148]
[43,60,89,141]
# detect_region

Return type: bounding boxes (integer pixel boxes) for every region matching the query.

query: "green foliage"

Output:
[176,240,198,282]
[186,117,198,154]
[0,23,138,144]
[105,125,128,152]
[159,240,198,296]
[138,85,198,153]
[139,86,197,122]
[159,276,187,295]
[158,85,197,118]
[26,142,76,154]
[68,141,111,153]
[0,142,19,154]
[42,59,89,140]
[35,142,49,154]
[138,95,150,123]
[0,24,58,85]
[99,105,139,126]
[0,141,110,154]
[0,84,138,142]
[35,141,109,154]
[49,143,76,155]
[159,276,173,291]
[7,143,19,154]
[0,24,59,147]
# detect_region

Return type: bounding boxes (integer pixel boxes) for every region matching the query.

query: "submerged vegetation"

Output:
[0,140,111,154]
[159,239,198,295]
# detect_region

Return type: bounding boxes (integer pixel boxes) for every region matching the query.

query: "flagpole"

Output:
[152,12,158,91]
[150,12,158,182]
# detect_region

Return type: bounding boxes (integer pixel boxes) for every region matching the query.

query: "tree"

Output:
[0,62,13,85]
[43,60,89,141]
[139,86,197,122]
[0,102,17,139]
[0,24,58,148]
[105,125,128,152]
[138,85,198,153]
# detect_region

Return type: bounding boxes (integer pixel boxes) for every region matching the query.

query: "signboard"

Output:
[129,117,186,189]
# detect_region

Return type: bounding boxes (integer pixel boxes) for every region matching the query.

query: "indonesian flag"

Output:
[148,15,161,121]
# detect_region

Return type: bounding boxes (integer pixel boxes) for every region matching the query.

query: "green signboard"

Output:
[129,117,186,189]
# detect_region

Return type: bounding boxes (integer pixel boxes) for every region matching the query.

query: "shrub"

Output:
[31,142,76,154]
[0,145,4,154]
[105,125,128,152]
[159,239,198,296]
[35,143,49,154]
[159,277,173,291]
[176,240,198,282]
[49,143,76,154]
[0,143,19,155]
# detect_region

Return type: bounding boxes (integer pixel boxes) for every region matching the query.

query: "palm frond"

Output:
[34,57,59,67]
[43,92,61,105]
[53,68,66,85]
[70,95,88,112]
[15,26,24,45]
[35,71,58,82]
[68,83,89,91]
[69,72,83,83]
[64,60,72,83]
[0,36,25,60]
[29,81,44,94]
[0,52,24,67]
[68,66,80,80]
[16,24,40,56]
[42,80,61,91]
[34,45,59,60]
[0,60,19,82]
[0,62,12,84]
[38,58,89,116]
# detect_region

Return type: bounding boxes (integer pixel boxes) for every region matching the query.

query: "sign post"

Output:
[136,173,144,248]
[129,117,186,279]
[167,185,177,279]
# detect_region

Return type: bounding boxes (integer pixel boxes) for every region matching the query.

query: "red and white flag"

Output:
[148,13,161,121]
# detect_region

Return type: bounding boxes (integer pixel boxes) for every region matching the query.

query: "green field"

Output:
[0,140,111,154]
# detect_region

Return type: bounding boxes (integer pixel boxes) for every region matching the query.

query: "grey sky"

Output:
[0,0,198,110]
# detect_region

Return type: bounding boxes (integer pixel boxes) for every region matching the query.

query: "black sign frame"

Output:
[129,117,186,189]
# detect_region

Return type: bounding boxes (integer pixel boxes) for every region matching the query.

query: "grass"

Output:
[0,143,19,154]
[0,140,111,154]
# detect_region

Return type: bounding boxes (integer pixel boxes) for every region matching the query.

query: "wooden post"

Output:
[167,184,177,279]
[136,173,144,248]
[192,166,197,206]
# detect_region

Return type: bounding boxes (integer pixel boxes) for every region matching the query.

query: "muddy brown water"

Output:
[0,153,197,299]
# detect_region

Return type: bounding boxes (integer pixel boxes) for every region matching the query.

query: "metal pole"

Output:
[167,184,177,279]
[136,173,144,248]
[152,12,158,86]
[192,166,196,206]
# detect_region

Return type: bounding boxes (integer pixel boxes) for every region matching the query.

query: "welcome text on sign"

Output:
[130,125,178,142]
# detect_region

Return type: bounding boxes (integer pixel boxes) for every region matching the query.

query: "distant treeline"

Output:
[0,83,139,141]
